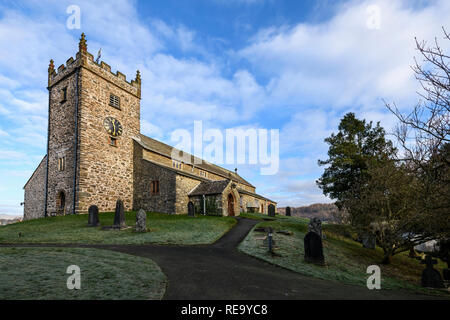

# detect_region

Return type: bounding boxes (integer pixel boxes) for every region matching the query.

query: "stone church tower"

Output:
[24,34,141,218]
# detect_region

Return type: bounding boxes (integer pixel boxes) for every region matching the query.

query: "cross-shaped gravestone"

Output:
[421,254,444,288]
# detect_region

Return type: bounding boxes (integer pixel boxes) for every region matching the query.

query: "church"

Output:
[23,34,276,220]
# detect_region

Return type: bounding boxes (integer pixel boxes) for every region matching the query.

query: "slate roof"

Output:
[237,188,277,203]
[135,134,255,188]
[188,180,231,196]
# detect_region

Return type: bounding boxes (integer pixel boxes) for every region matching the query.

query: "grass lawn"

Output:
[238,213,450,297]
[0,247,166,299]
[0,212,236,245]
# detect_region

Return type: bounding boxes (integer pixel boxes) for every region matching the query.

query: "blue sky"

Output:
[0,0,449,216]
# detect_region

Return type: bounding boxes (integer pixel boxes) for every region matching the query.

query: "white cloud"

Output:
[240,0,450,114]
[141,120,164,140]
[0,150,27,160]
[0,128,9,137]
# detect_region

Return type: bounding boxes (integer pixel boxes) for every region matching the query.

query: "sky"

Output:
[0,0,449,216]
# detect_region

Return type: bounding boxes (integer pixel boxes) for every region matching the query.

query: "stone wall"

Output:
[238,193,276,214]
[142,149,256,193]
[46,59,79,216]
[175,175,202,214]
[23,156,47,220]
[133,141,177,214]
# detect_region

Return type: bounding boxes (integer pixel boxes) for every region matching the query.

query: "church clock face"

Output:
[103,117,123,137]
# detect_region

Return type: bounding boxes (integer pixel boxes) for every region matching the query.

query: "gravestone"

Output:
[362,234,376,249]
[304,231,325,265]
[443,268,450,281]
[135,209,147,232]
[308,217,323,238]
[113,199,126,228]
[268,204,275,217]
[263,227,276,247]
[421,255,445,288]
[188,201,195,217]
[285,206,291,216]
[267,227,274,253]
[87,205,99,227]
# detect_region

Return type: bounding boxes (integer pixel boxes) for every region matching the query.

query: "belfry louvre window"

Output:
[109,93,120,109]
[151,180,160,195]
[58,157,66,171]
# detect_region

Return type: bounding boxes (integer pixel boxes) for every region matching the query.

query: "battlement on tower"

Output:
[48,33,141,98]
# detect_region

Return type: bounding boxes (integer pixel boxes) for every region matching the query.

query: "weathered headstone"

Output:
[188,201,195,217]
[87,205,99,227]
[361,234,376,249]
[308,217,323,238]
[268,204,275,217]
[285,206,291,216]
[135,209,147,232]
[443,268,450,281]
[267,227,273,253]
[304,231,325,265]
[421,255,445,288]
[113,199,126,228]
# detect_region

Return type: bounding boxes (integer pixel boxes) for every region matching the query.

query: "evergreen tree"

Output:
[317,113,396,209]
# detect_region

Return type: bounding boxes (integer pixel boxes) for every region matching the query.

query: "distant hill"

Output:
[278,203,340,222]
[0,215,22,226]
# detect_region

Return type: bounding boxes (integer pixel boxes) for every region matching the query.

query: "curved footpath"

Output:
[1,218,448,300]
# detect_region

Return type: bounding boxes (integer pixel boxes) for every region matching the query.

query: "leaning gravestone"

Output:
[113,199,126,228]
[135,209,147,232]
[285,206,291,217]
[188,201,195,217]
[308,217,323,239]
[268,204,275,217]
[87,205,99,227]
[304,231,325,265]
[421,255,445,288]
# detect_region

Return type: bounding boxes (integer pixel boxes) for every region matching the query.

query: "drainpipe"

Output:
[72,67,80,215]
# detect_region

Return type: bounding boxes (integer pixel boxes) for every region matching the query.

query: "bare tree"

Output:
[344,160,436,264]
[385,28,450,245]
[386,27,449,168]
